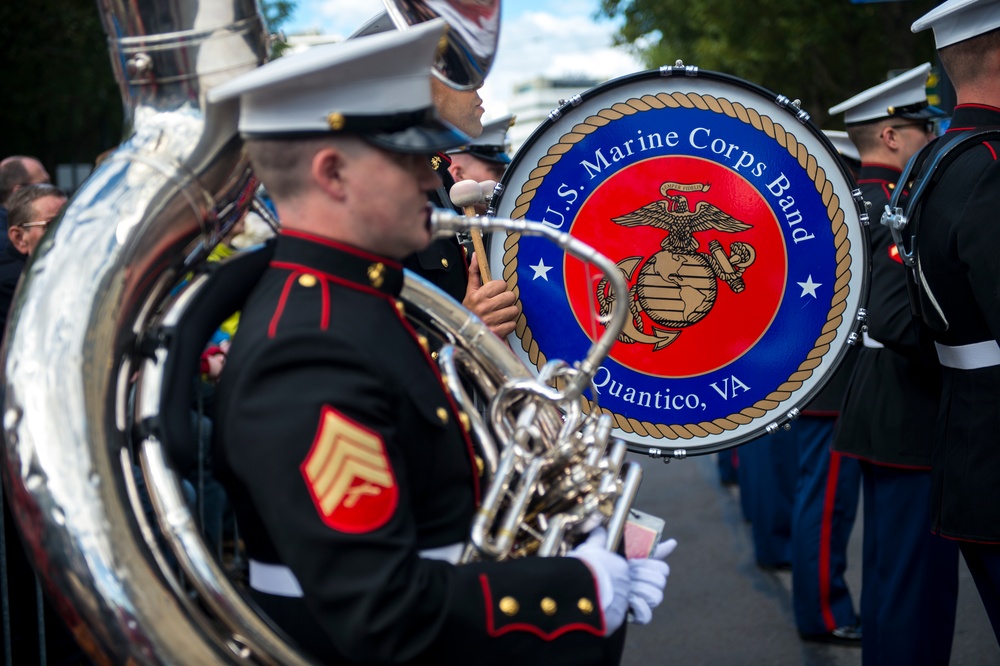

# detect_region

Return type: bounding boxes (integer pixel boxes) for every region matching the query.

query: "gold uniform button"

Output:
[499,596,519,616]
[436,407,449,424]
[368,262,385,288]
[395,301,405,316]
[298,274,317,288]
[458,411,471,433]
[417,334,430,353]
[577,598,594,615]
[441,258,449,269]
[431,350,439,360]
[541,598,557,616]
[474,455,485,477]
[888,182,896,190]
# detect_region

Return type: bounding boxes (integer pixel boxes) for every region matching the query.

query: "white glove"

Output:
[627,538,677,624]
[568,527,630,635]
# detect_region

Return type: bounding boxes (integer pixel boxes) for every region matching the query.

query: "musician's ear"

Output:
[880,126,901,150]
[312,146,348,201]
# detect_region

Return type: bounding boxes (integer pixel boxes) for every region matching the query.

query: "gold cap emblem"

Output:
[541,598,557,616]
[499,596,519,616]
[368,262,385,288]
[327,112,346,131]
[298,274,317,288]
[431,155,443,170]
[577,598,594,615]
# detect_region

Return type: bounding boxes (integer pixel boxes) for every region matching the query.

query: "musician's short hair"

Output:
[245,136,365,202]
[939,27,1000,87]
[845,121,891,155]
[7,184,66,229]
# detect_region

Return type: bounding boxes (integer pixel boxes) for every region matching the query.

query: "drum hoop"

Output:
[499,72,863,448]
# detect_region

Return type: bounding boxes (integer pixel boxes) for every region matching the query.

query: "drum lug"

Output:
[548,94,584,123]
[486,182,504,217]
[659,60,699,76]
[775,95,811,124]
[847,331,860,346]
[856,308,868,324]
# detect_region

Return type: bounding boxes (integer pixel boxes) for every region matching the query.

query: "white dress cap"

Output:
[823,130,861,164]
[447,114,515,163]
[912,0,1000,48]
[828,63,943,125]
[208,18,468,153]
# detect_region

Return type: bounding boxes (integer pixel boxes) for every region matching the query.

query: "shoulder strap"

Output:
[881,127,1000,332]
[884,128,1000,265]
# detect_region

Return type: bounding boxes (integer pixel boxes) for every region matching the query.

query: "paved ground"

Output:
[618,452,999,665]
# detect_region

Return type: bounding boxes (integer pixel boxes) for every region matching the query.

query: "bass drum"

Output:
[489,66,869,457]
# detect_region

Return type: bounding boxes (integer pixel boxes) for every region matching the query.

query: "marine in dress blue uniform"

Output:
[906,0,1000,643]
[209,21,671,665]
[829,64,959,665]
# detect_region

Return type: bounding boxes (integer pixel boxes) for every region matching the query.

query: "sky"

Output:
[282,0,647,120]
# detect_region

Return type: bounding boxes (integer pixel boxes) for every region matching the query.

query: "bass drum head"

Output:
[489,67,868,456]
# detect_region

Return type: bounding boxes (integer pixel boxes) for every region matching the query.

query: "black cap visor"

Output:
[365,117,470,154]
[897,104,946,120]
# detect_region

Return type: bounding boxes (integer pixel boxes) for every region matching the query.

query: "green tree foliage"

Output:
[0,0,296,180]
[598,0,942,127]
[0,0,122,172]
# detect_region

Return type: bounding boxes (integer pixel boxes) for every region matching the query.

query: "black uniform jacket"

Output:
[913,104,1000,542]
[833,164,940,468]
[214,230,623,664]
[403,152,469,303]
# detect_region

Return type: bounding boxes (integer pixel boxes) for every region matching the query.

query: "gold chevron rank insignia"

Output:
[301,406,399,533]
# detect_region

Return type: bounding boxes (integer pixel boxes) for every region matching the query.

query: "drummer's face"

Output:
[432,78,485,138]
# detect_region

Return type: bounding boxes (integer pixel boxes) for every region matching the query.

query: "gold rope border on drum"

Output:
[501,91,852,441]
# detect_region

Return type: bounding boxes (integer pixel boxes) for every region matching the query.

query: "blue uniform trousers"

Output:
[736,433,797,568]
[791,416,861,635]
[860,462,958,665]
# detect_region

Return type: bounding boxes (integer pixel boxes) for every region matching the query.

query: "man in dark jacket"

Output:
[210,21,674,665]
[907,0,1000,643]
[829,63,958,666]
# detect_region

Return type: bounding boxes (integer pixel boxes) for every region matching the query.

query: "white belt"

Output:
[248,542,464,598]
[935,340,1000,370]
[862,331,884,349]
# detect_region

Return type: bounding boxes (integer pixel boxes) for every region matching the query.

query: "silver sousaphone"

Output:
[0,0,639,663]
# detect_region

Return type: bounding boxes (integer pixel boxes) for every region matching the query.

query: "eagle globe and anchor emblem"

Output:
[596,181,757,351]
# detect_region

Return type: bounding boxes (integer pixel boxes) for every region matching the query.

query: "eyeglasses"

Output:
[889,121,936,135]
[20,220,51,230]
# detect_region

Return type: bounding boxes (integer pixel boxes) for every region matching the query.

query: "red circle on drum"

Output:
[565,156,787,378]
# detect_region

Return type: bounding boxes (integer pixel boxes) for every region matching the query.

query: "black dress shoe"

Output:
[799,623,862,646]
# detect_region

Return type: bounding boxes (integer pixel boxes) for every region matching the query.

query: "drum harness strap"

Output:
[882,128,1000,340]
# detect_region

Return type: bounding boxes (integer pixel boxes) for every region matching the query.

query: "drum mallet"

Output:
[450,179,492,283]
